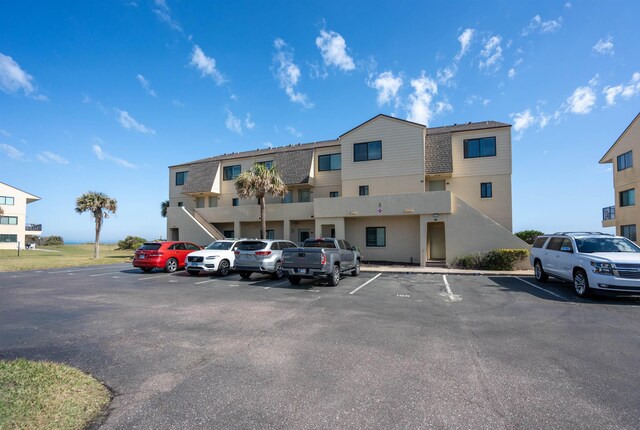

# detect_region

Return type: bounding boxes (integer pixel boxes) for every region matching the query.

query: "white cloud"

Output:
[0,128,10,137]
[406,72,438,126]
[245,113,255,130]
[368,71,403,106]
[455,28,475,61]
[272,38,312,108]
[465,95,491,106]
[171,99,184,107]
[603,72,640,106]
[37,151,69,164]
[436,65,456,85]
[566,86,596,114]
[435,100,453,114]
[479,36,503,72]
[512,109,536,133]
[92,143,136,168]
[0,143,25,160]
[0,52,47,100]
[189,45,225,85]
[225,109,242,134]
[116,109,156,134]
[565,2,572,8]
[286,126,302,138]
[522,15,562,36]
[263,142,274,149]
[136,74,156,96]
[315,29,355,71]
[593,36,614,55]
[508,68,516,79]
[308,62,328,79]
[152,0,183,32]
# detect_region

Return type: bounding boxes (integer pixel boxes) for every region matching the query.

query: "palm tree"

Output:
[234,163,288,239]
[75,191,118,258]
[0,206,3,218]
[161,200,169,218]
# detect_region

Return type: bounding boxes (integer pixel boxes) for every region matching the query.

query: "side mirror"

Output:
[351,246,358,251]
[560,246,573,253]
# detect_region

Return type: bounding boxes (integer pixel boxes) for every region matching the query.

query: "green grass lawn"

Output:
[0,244,133,272]
[0,359,111,430]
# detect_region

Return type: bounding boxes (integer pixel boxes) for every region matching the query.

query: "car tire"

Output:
[140,267,153,273]
[534,260,548,282]
[288,275,301,285]
[272,262,284,280]
[351,260,361,277]
[239,271,251,279]
[164,258,178,273]
[187,270,199,276]
[217,259,230,276]
[327,265,340,287]
[573,269,591,298]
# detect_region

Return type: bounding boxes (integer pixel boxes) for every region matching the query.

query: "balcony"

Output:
[602,206,615,228]
[189,202,315,223]
[25,223,42,232]
[313,191,452,218]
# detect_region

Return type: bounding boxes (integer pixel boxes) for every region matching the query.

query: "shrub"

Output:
[43,236,64,246]
[453,249,529,270]
[116,236,147,250]
[514,229,544,245]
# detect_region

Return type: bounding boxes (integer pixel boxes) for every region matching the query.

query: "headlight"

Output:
[591,261,613,275]
[205,255,219,260]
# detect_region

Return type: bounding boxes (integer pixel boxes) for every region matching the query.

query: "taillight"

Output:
[149,252,163,257]
[234,251,240,255]
[320,254,326,265]
[255,251,272,256]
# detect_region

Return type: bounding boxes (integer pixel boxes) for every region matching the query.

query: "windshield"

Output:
[236,241,267,251]
[575,237,640,253]
[205,241,233,250]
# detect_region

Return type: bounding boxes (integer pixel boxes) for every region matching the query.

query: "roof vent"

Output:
[467,121,472,125]
[453,123,457,126]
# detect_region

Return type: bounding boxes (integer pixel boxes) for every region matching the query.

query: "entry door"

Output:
[299,229,311,244]
[170,228,179,241]
[427,222,446,260]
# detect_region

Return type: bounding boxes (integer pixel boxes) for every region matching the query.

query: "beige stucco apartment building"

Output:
[0,182,41,250]
[167,114,526,265]
[600,112,640,242]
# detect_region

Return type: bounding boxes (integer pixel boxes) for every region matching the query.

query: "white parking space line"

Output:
[349,273,382,295]
[270,281,290,288]
[47,264,130,274]
[90,271,124,277]
[515,277,570,302]
[138,274,174,281]
[195,279,216,285]
[442,275,462,302]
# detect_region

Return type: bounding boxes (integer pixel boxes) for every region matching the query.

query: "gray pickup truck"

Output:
[281,238,362,286]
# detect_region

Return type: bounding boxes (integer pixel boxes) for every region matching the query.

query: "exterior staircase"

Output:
[192,209,226,240]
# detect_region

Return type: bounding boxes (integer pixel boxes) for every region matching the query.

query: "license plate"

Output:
[139,255,145,259]
[188,262,197,266]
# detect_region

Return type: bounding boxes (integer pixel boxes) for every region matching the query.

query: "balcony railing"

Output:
[25,223,42,231]
[602,206,615,221]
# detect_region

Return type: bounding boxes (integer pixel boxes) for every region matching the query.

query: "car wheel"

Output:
[217,259,230,276]
[164,258,178,273]
[187,270,199,276]
[534,260,548,282]
[140,267,153,273]
[327,265,340,286]
[351,260,361,277]
[272,262,284,280]
[573,269,591,298]
[239,271,251,279]
[288,275,301,285]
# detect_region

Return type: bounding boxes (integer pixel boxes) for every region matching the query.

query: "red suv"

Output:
[133,241,202,273]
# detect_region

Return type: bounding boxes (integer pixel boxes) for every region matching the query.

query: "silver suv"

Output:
[233,239,298,280]
[530,232,640,297]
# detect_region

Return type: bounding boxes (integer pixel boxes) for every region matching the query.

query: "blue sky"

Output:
[1,1,639,242]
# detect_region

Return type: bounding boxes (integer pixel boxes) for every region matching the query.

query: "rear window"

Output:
[236,241,268,251]
[303,239,336,248]
[532,236,548,248]
[139,243,161,251]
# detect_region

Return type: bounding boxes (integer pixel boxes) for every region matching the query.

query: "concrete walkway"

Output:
[361,264,533,276]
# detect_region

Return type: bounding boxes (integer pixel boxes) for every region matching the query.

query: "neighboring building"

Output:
[0,182,42,250]
[167,114,526,266]
[600,112,640,242]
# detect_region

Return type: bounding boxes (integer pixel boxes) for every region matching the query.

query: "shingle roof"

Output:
[274,149,313,184]
[426,120,510,134]
[181,160,219,193]
[425,132,453,174]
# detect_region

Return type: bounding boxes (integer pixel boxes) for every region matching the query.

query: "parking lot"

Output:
[1,264,639,429]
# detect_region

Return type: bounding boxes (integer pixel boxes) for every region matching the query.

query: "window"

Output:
[354,141,382,162]
[282,192,293,204]
[359,185,369,196]
[266,229,275,239]
[223,165,241,181]
[232,198,239,206]
[463,137,496,158]
[366,227,386,247]
[175,171,188,186]
[546,237,564,251]
[186,243,201,251]
[223,230,234,239]
[318,153,341,171]
[0,216,18,225]
[329,191,339,198]
[299,189,311,202]
[177,202,183,207]
[620,189,635,207]
[257,160,273,169]
[208,196,217,207]
[617,151,633,171]
[0,196,15,205]
[481,182,493,198]
[195,197,205,208]
[621,225,637,241]
[0,234,17,243]
[532,236,548,248]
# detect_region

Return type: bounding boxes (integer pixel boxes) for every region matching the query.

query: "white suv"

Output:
[530,232,640,297]
[185,239,244,276]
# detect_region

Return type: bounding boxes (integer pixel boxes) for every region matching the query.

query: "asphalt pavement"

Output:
[0,264,639,429]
